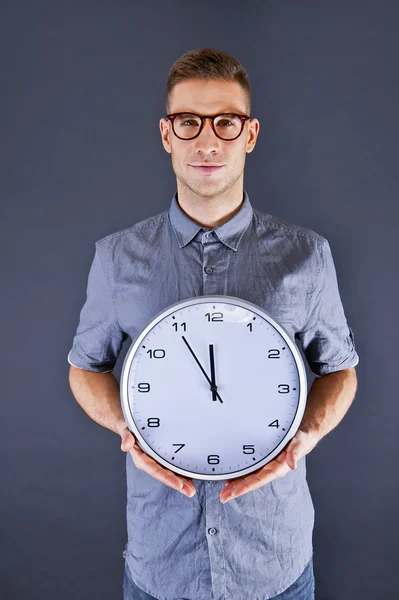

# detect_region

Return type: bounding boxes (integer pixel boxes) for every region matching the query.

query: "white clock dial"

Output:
[120,295,307,481]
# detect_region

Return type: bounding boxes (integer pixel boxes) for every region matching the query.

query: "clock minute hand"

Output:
[209,344,218,403]
[181,336,223,404]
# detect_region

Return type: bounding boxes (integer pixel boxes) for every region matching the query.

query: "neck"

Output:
[176,180,245,229]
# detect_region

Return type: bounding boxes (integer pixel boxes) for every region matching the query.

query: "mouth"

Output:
[190,165,224,174]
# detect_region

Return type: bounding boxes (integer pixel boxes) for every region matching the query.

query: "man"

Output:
[68,48,359,600]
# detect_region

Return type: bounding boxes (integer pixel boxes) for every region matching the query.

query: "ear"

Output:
[246,118,260,154]
[159,118,172,154]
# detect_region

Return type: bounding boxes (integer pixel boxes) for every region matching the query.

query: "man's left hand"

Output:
[220,428,320,504]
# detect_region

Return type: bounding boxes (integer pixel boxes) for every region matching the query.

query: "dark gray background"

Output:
[1,1,397,599]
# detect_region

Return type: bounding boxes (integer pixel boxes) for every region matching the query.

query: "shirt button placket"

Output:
[202,232,227,596]
[205,482,226,599]
[202,232,219,295]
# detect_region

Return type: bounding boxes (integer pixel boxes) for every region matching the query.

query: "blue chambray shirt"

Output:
[68,189,359,600]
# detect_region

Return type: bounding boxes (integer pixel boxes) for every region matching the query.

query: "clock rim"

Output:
[120,294,307,481]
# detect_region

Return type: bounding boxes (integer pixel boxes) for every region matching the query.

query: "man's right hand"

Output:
[119,426,197,498]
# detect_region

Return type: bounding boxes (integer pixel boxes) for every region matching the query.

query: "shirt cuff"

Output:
[312,351,359,378]
[67,349,114,373]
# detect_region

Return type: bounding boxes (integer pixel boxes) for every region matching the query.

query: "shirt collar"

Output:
[168,189,253,252]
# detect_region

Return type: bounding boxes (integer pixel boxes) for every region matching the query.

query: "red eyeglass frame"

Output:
[165,112,252,141]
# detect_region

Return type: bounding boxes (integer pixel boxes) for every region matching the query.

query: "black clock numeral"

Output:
[138,383,150,393]
[172,444,185,453]
[147,417,160,427]
[146,349,165,359]
[268,349,280,359]
[172,322,186,332]
[207,454,220,465]
[278,384,290,393]
[247,322,253,332]
[205,312,223,322]
[243,445,255,454]
[269,419,280,428]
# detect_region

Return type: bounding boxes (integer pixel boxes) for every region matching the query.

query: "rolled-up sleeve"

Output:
[296,238,359,377]
[67,244,127,373]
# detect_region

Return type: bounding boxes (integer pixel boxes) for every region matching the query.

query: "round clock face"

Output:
[120,295,307,481]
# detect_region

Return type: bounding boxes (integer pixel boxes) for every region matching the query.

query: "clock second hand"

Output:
[181,336,223,403]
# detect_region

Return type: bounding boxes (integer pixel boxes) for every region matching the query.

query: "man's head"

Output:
[160,48,260,201]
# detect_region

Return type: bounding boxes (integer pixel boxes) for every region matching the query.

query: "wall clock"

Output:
[120,295,307,481]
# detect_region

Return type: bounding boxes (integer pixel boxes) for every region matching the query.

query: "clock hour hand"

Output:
[209,344,218,403]
[181,336,223,403]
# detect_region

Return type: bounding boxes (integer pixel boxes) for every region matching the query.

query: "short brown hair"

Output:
[166,47,251,115]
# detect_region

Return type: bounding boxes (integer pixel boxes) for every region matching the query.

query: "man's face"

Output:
[159,79,259,200]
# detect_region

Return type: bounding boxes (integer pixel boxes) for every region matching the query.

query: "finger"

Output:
[285,440,303,470]
[224,457,280,487]
[129,447,196,497]
[120,430,138,452]
[286,451,296,470]
[221,462,290,502]
[121,431,196,496]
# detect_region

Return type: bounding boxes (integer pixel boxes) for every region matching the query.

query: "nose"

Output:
[194,117,220,150]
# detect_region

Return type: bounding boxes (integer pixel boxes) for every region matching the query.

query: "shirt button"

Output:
[204,266,213,274]
[205,232,212,238]
[208,527,217,535]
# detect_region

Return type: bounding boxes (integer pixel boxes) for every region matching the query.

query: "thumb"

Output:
[120,429,137,452]
[286,439,301,470]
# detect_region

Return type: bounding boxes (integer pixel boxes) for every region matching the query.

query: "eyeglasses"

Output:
[166,112,251,141]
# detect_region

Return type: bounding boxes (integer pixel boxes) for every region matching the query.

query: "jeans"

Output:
[123,556,315,600]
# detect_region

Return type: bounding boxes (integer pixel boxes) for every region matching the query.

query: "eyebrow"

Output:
[172,110,246,115]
